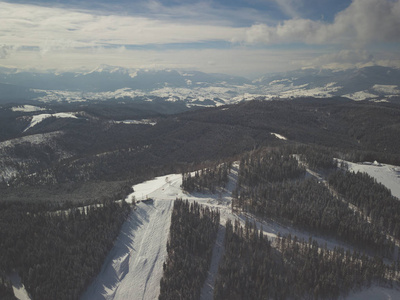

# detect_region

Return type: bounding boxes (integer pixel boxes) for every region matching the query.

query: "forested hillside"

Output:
[181,162,231,193]
[214,220,393,300]
[1,98,400,191]
[232,149,394,256]
[159,199,220,300]
[1,97,400,299]
[329,171,400,239]
[0,200,131,300]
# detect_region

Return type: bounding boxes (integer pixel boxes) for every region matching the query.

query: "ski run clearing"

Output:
[81,160,400,300]
[23,112,78,132]
[9,272,31,300]
[11,105,46,112]
[344,160,400,200]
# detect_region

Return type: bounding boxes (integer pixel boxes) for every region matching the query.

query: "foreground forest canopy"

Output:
[1,97,400,299]
[160,199,220,300]
[0,200,131,300]
[215,219,391,300]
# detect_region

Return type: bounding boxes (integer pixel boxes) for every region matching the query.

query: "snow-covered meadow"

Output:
[344,161,400,200]
[23,112,79,132]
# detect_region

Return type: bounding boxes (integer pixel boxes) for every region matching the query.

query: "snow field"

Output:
[113,119,157,126]
[342,160,400,200]
[11,105,45,112]
[81,199,173,300]
[271,132,288,140]
[9,272,31,300]
[23,112,78,132]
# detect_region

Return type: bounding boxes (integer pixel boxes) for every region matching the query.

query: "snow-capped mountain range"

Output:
[0,65,399,106]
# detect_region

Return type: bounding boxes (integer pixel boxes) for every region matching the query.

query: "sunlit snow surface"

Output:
[343,91,378,101]
[83,161,400,300]
[11,105,45,112]
[342,160,400,200]
[9,272,31,300]
[31,81,347,105]
[114,119,156,126]
[81,200,173,300]
[271,132,287,140]
[23,112,78,132]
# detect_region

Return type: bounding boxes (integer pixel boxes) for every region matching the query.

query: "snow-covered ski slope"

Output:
[9,272,31,300]
[344,160,400,200]
[23,112,78,132]
[83,161,400,300]
[81,200,173,300]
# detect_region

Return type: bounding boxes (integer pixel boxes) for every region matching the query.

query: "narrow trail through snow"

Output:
[81,200,173,300]
[200,224,226,300]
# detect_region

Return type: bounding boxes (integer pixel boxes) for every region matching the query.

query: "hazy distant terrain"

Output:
[0,66,399,106]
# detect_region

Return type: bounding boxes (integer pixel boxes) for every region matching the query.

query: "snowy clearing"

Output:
[81,200,173,300]
[114,119,157,126]
[9,272,31,300]
[341,160,400,200]
[271,132,287,140]
[11,105,46,112]
[373,84,400,95]
[343,91,378,101]
[24,113,78,132]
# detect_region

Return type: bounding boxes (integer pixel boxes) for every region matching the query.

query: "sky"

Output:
[0,0,399,77]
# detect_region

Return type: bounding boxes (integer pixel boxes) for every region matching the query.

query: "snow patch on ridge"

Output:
[271,133,287,140]
[11,105,45,112]
[343,91,378,101]
[373,84,400,95]
[23,112,78,132]
[114,119,157,126]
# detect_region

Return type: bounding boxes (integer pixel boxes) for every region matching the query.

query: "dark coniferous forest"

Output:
[233,148,394,256]
[329,170,400,239]
[0,200,131,300]
[159,199,220,300]
[181,162,231,193]
[214,220,392,300]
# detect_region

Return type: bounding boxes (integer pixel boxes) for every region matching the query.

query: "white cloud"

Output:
[243,0,400,46]
[273,0,304,18]
[0,45,14,59]
[0,2,244,51]
[299,50,375,69]
[0,0,399,75]
[1,46,319,76]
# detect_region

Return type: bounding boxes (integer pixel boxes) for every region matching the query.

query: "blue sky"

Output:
[0,0,399,77]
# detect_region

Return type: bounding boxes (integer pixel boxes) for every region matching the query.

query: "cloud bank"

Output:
[0,0,399,75]
[244,0,400,46]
